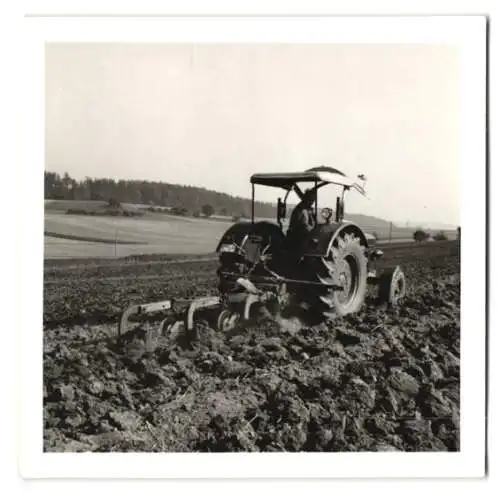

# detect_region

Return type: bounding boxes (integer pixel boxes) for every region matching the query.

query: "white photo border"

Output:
[20,15,486,479]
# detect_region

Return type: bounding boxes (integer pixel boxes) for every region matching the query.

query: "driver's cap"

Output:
[304,188,316,200]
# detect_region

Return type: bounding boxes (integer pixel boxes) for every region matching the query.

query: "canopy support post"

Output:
[314,178,318,222]
[251,183,255,223]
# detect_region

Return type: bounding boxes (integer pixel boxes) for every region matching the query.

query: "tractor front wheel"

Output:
[378,265,406,305]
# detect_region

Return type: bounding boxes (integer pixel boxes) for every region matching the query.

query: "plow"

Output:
[118,167,407,341]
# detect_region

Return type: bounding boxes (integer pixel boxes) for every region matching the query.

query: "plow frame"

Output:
[118,289,274,339]
[118,296,220,338]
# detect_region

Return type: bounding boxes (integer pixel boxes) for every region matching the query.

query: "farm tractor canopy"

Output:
[119,166,406,339]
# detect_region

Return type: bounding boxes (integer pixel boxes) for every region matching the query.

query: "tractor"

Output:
[118,167,406,338]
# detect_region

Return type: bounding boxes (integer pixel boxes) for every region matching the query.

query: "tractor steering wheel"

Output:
[321,207,333,223]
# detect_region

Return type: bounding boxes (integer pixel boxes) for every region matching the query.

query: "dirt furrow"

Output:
[43,241,460,452]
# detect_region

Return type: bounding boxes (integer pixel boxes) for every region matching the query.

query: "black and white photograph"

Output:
[17,13,487,480]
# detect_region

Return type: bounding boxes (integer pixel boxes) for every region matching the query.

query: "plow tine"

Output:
[161,319,185,339]
[185,296,221,331]
[243,293,260,320]
[118,300,173,338]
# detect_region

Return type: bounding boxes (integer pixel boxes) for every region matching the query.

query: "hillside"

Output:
[45,171,395,225]
[44,171,455,240]
[44,171,275,219]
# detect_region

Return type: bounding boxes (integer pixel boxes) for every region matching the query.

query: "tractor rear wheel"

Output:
[308,232,368,319]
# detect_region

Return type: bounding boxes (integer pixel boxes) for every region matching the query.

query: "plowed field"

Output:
[43,241,460,452]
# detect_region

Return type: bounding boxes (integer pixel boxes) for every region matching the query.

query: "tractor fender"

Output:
[303,222,369,257]
[216,221,285,252]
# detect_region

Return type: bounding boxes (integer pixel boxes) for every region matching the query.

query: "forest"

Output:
[44,171,276,218]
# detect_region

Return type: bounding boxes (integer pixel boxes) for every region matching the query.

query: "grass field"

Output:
[44,199,143,213]
[44,200,456,259]
[44,214,423,259]
[44,213,230,257]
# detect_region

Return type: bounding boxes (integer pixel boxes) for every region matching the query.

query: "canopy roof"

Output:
[250,166,366,195]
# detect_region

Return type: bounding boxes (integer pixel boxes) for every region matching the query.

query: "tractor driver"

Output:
[286,188,317,250]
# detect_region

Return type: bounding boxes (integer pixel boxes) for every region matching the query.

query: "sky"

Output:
[45,43,461,227]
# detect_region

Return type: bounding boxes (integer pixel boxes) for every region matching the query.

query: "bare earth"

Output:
[43,241,460,452]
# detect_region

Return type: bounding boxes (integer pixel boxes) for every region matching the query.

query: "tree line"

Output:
[44,171,277,218]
